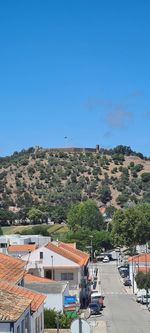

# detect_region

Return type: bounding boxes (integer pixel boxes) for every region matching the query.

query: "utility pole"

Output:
[89,235,93,278]
[56,313,59,333]
[51,255,54,280]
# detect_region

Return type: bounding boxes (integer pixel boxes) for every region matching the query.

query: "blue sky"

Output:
[0,0,150,156]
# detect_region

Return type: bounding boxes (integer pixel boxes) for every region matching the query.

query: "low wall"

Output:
[44,330,70,333]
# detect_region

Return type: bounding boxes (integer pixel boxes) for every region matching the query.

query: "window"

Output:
[35,316,40,333]
[17,326,20,333]
[25,313,30,333]
[40,312,43,330]
[21,319,25,333]
[45,270,52,279]
[61,272,74,281]
[40,252,43,259]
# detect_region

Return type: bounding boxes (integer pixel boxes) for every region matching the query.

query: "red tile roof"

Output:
[25,273,55,283]
[0,252,25,268]
[0,281,46,312]
[0,289,31,321]
[8,244,37,253]
[135,267,150,273]
[128,253,150,263]
[45,242,89,266]
[0,253,26,283]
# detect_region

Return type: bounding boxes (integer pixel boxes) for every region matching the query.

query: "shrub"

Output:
[44,309,73,329]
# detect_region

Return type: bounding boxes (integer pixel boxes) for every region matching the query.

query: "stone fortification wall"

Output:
[45,145,100,154]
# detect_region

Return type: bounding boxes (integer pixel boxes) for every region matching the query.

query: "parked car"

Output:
[120,270,129,278]
[136,289,147,303]
[118,265,129,273]
[123,278,131,286]
[91,292,105,307]
[148,301,150,311]
[93,281,97,289]
[140,294,150,305]
[103,256,110,263]
[88,303,102,315]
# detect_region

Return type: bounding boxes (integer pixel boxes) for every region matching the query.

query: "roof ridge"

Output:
[45,242,89,266]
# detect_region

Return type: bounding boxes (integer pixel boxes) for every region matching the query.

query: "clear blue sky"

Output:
[0,0,150,156]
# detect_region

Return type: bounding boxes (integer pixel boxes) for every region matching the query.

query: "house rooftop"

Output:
[24,273,55,283]
[24,281,68,294]
[128,253,150,263]
[0,281,46,312]
[0,253,25,283]
[0,289,31,321]
[135,267,150,273]
[8,244,37,253]
[45,242,89,266]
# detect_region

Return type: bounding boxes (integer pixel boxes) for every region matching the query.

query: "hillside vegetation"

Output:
[0,145,150,224]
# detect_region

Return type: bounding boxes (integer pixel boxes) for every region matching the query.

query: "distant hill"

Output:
[0,145,150,219]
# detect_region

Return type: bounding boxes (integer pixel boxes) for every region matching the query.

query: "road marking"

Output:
[104,291,126,295]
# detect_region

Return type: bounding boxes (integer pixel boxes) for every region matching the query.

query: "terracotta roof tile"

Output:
[0,289,31,321]
[135,267,150,273]
[25,273,55,283]
[0,253,26,283]
[45,242,89,266]
[0,281,46,312]
[128,253,150,263]
[8,244,37,253]
[0,253,25,268]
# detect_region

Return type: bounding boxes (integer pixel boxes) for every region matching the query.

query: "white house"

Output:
[21,242,89,289]
[128,253,150,293]
[0,234,51,254]
[24,273,69,312]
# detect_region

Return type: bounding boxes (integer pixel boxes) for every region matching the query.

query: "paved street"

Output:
[95,261,150,333]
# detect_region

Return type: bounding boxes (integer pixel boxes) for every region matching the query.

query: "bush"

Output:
[44,309,73,329]
[141,173,150,182]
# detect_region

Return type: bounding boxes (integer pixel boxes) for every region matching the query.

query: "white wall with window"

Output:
[22,246,82,286]
[53,268,79,286]
[31,304,44,333]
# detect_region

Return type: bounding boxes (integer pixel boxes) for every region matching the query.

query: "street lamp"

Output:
[131,256,135,294]
[89,235,93,263]
[51,255,54,280]
[89,236,93,278]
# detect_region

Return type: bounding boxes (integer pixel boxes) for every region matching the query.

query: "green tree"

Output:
[44,309,73,329]
[67,199,104,231]
[111,204,150,246]
[27,208,43,224]
[98,186,112,204]
[141,173,150,182]
[135,271,150,304]
[0,209,15,226]
[66,228,112,251]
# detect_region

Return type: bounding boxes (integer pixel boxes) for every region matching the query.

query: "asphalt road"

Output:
[96,261,150,333]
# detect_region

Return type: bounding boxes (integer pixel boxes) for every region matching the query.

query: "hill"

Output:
[0,145,150,223]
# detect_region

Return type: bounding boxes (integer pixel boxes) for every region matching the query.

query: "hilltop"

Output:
[0,145,150,222]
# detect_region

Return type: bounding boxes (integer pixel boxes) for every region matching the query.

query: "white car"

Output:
[103,256,110,263]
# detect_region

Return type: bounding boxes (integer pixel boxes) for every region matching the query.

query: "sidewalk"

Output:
[88,320,107,333]
[94,320,107,333]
